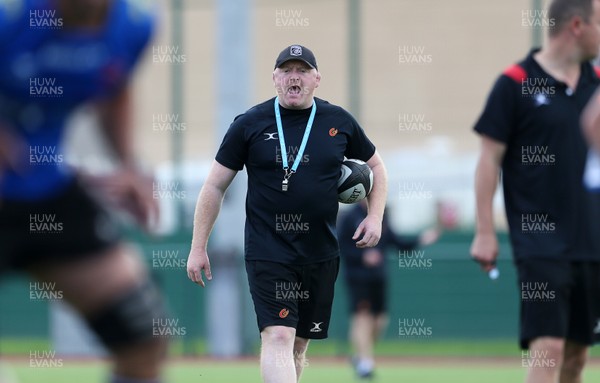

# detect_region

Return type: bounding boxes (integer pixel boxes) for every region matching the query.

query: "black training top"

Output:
[338,203,419,281]
[474,49,600,260]
[216,97,376,265]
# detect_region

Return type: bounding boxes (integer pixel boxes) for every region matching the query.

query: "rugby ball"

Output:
[337,159,373,204]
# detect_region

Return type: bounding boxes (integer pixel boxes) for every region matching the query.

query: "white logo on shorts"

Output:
[290,45,302,56]
[310,322,323,333]
[264,132,278,141]
[593,319,600,334]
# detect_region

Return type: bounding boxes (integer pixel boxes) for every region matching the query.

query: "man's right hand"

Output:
[470,232,498,272]
[187,249,212,287]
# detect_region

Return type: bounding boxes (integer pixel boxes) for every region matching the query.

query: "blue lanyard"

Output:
[274,96,317,190]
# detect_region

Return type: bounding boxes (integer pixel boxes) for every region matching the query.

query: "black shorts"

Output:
[245,257,340,339]
[346,277,387,315]
[516,258,600,349]
[0,179,120,273]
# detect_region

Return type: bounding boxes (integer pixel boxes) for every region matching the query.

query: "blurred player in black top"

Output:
[471,1,600,382]
[187,45,388,383]
[338,201,440,380]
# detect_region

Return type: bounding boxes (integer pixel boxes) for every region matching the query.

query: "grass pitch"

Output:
[4,359,600,383]
[3,340,600,383]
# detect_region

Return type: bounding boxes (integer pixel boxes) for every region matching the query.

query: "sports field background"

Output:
[1,232,523,353]
[3,232,600,381]
[4,0,598,382]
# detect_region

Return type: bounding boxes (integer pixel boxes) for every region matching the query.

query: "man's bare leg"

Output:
[260,326,297,383]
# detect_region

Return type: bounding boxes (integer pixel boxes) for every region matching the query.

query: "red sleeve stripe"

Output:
[594,66,600,79]
[503,64,527,83]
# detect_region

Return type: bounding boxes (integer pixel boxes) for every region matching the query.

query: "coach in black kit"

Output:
[471,1,600,382]
[187,45,388,383]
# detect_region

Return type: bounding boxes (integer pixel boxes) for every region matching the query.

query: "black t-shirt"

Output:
[474,49,600,260]
[216,97,376,265]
